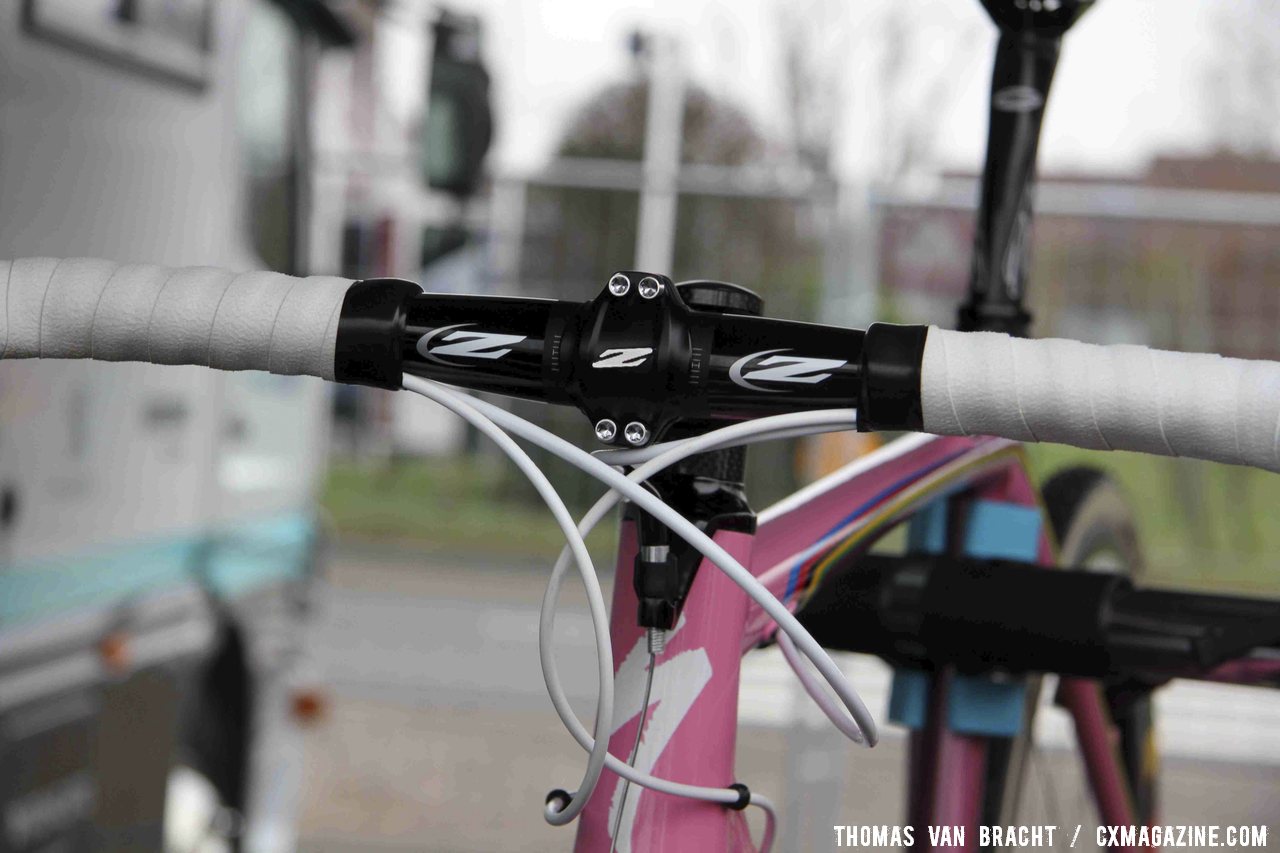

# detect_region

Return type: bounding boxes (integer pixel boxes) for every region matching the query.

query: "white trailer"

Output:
[0,3,351,851]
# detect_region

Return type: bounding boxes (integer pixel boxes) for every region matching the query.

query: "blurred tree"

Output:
[776,0,982,182]
[558,80,763,166]
[508,73,826,507]
[778,0,844,174]
[526,76,821,319]
[1202,0,1280,155]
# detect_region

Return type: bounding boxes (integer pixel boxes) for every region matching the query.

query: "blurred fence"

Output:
[878,177,1280,358]
[878,176,1280,595]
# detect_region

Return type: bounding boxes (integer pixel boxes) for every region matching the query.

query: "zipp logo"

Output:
[416,324,526,366]
[592,347,653,369]
[729,349,846,393]
[992,84,1044,113]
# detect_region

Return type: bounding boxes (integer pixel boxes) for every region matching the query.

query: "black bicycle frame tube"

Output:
[797,551,1280,680]
[958,26,1062,336]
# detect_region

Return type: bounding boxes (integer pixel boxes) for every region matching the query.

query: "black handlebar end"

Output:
[334,278,424,389]
[857,323,929,433]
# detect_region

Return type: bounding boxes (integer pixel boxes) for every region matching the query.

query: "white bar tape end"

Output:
[921,326,1280,473]
[2,257,352,381]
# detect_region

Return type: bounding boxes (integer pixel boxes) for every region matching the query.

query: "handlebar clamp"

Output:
[391,270,872,445]
[557,271,697,447]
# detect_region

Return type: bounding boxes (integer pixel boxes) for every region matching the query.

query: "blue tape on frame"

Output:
[948,500,1042,737]
[888,499,1043,736]
[960,500,1043,562]
[887,499,948,729]
[947,676,1029,737]
[888,668,930,729]
[906,497,948,555]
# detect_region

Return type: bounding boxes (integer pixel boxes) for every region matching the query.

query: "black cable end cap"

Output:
[545,789,572,813]
[333,278,423,389]
[727,782,751,810]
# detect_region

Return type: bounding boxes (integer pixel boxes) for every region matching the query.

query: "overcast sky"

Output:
[390,0,1262,180]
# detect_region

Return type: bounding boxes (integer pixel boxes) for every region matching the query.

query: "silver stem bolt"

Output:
[608,273,631,296]
[594,418,618,443]
[623,421,649,446]
[637,276,663,299]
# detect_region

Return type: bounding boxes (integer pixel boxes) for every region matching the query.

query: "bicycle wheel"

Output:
[980,467,1158,851]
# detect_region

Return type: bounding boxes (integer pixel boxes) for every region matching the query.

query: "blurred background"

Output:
[0,1,1277,851]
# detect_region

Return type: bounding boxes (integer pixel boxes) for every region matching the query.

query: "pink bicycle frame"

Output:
[571,433,1279,852]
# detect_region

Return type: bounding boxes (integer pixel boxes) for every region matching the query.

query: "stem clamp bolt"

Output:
[624,421,649,446]
[637,276,663,299]
[594,418,618,443]
[608,274,631,297]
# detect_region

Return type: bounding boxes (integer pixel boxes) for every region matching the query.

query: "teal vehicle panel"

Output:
[0,513,316,628]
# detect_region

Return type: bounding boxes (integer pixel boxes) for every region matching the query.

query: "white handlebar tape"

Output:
[1,258,353,380]
[921,327,1280,473]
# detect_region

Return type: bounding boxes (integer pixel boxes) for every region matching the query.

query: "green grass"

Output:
[321,457,618,561]
[323,448,1280,598]
[1024,445,1280,597]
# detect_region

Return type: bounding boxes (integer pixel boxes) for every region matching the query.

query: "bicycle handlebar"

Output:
[1,257,351,379]
[921,328,1280,473]
[384,274,872,438]
[4,257,1279,472]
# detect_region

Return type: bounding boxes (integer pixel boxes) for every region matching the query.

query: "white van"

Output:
[0,3,351,851]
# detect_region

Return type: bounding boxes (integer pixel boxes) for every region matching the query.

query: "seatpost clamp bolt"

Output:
[623,421,649,446]
[594,418,618,443]
[637,276,663,299]
[607,273,631,296]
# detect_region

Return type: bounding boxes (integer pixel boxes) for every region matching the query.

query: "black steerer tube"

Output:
[959,31,1059,337]
[959,1,1093,336]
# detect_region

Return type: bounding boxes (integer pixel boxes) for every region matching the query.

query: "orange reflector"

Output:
[291,689,328,724]
[99,632,132,673]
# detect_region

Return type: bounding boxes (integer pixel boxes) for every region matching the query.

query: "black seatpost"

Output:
[958,0,1094,337]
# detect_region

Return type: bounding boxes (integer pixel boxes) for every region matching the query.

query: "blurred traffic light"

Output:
[424,11,493,197]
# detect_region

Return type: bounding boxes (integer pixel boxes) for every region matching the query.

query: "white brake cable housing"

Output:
[403,377,874,851]
[400,376,613,826]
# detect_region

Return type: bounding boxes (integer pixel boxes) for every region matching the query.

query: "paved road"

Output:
[297,545,1279,852]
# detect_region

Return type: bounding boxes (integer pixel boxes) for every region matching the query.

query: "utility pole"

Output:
[634,33,686,273]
